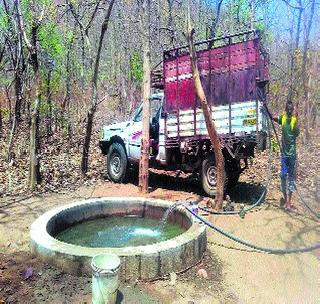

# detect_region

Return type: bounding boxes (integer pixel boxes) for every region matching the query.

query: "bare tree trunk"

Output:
[0,106,2,136]
[6,117,16,162]
[29,74,42,189]
[17,0,42,190]
[139,0,151,193]
[14,70,24,122]
[186,19,225,208]
[62,19,75,139]
[166,0,175,46]
[288,0,303,100]
[4,85,13,124]
[62,54,71,112]
[82,89,96,173]
[230,0,234,33]
[46,68,53,138]
[249,0,255,30]
[81,0,116,173]
[80,33,85,92]
[301,0,315,142]
[3,0,25,161]
[29,47,42,189]
[7,72,23,162]
[64,51,72,141]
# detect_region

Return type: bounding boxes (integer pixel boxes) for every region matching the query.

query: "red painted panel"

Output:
[164,37,268,113]
[179,78,196,110]
[164,82,177,112]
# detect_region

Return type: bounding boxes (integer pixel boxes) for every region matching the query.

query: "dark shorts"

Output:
[280,155,296,192]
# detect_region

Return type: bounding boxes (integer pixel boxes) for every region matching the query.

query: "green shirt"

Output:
[278,114,299,157]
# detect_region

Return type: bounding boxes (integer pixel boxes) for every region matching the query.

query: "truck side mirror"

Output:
[161,111,167,119]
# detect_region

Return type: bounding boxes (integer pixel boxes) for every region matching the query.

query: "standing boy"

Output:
[268,101,299,210]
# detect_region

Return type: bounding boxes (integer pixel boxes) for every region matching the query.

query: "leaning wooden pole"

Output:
[186,21,225,208]
[139,0,151,193]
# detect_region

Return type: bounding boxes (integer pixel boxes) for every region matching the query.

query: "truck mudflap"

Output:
[99,141,110,155]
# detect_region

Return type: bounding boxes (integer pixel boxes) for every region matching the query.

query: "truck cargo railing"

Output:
[151,30,269,90]
[163,30,260,59]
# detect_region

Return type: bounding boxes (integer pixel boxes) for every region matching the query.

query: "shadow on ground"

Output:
[125,169,265,206]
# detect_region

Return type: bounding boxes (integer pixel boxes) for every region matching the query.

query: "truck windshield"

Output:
[150,98,162,118]
[133,104,143,122]
[133,98,162,122]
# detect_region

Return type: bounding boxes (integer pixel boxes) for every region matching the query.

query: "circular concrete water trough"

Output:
[30,197,206,281]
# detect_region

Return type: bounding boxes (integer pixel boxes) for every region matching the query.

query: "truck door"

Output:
[150,97,162,156]
[128,105,143,161]
[127,98,163,161]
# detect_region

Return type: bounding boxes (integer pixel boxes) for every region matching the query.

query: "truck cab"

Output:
[99,92,166,182]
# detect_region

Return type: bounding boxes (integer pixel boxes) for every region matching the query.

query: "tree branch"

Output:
[85,0,101,33]
[209,0,224,39]
[68,1,85,31]
[0,46,5,65]
[93,0,116,85]
[16,0,33,51]
[159,27,175,33]
[281,0,304,10]
[37,4,46,25]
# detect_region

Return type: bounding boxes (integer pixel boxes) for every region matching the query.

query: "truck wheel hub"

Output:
[207,166,217,186]
[111,155,121,175]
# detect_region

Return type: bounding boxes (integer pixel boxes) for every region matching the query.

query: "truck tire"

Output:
[107,143,128,183]
[201,154,227,197]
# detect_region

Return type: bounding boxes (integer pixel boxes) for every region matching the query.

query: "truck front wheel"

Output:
[107,143,128,183]
[201,154,227,197]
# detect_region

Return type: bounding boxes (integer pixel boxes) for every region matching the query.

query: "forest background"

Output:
[0,0,319,197]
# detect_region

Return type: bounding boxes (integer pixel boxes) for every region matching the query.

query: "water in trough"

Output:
[55,216,185,248]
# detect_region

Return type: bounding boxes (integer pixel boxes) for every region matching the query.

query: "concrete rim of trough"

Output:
[30,197,207,280]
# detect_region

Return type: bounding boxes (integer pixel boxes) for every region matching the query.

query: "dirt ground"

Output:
[0,160,319,304]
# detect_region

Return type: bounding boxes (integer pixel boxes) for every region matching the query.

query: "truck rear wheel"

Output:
[201,154,227,197]
[107,143,128,183]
